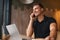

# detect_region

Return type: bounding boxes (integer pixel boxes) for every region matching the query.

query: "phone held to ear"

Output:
[33,15,35,18]
[32,14,37,20]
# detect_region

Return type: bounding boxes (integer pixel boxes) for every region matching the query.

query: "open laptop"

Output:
[6,24,22,40]
[6,24,31,40]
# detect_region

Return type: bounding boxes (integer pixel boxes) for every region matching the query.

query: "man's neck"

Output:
[37,14,44,22]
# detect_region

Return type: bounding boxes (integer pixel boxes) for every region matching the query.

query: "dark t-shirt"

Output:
[33,16,56,38]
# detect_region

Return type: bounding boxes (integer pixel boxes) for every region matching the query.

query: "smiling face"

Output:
[33,5,43,16]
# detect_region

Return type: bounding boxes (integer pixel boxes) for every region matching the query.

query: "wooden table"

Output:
[2,34,31,40]
[2,34,44,40]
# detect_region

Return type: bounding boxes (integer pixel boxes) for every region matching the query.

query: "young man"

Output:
[26,3,57,40]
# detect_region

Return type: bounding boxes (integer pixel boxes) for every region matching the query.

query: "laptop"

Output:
[6,24,22,40]
[6,24,32,40]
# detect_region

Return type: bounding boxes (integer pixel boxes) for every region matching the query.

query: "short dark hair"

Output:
[33,3,44,8]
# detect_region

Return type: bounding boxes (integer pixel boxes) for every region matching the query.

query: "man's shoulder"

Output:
[45,16,55,20]
[45,16,56,23]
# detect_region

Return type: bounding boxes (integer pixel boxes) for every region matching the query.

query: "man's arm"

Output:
[45,22,57,40]
[26,13,36,38]
[49,23,57,40]
[26,19,34,37]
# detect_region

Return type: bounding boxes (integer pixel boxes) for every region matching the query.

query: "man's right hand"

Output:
[30,13,36,21]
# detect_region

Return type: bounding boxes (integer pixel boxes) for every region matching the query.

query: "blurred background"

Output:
[11,0,60,40]
[11,0,60,34]
[1,0,60,40]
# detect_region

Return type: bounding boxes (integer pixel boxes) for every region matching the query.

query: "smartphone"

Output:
[33,15,35,18]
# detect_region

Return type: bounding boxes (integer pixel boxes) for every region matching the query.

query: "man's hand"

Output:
[45,36,50,40]
[45,36,55,40]
[30,13,37,20]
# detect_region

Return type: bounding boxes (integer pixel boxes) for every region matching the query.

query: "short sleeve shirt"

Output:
[33,16,56,38]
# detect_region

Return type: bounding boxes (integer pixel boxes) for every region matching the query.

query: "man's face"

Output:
[33,5,43,16]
